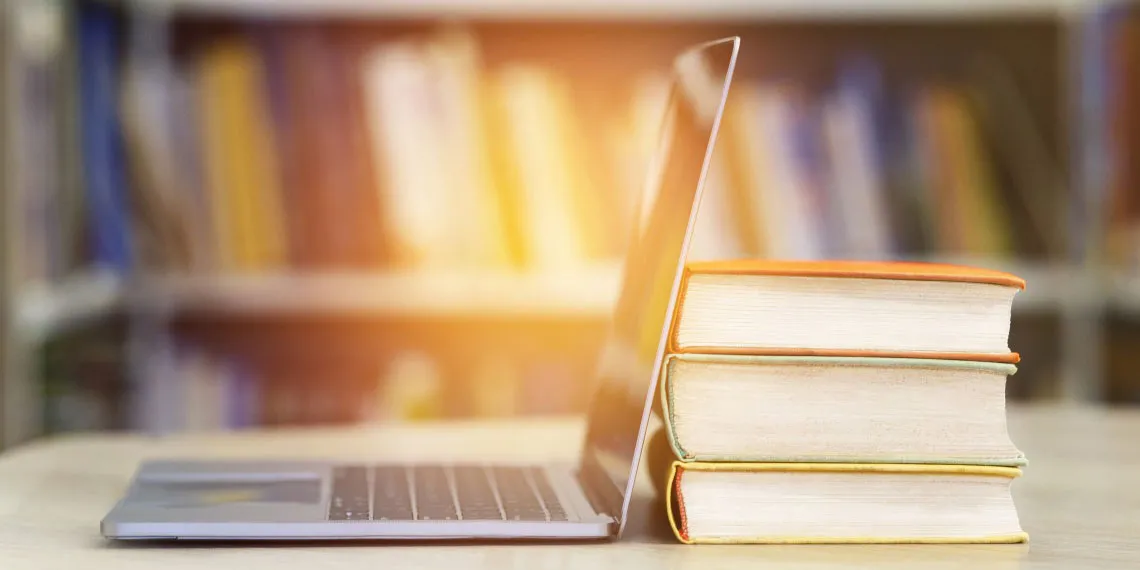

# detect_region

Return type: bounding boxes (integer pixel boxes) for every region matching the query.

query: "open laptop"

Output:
[101,36,739,542]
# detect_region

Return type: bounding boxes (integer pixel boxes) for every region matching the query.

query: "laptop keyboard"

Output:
[328,465,568,522]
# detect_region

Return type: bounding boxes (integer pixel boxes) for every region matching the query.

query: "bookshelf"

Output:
[0,0,1126,446]
[929,258,1091,312]
[15,271,123,343]
[125,259,1078,315]
[129,266,620,317]
[123,0,1102,19]
[3,272,124,446]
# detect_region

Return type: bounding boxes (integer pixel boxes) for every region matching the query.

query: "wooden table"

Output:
[0,404,1136,569]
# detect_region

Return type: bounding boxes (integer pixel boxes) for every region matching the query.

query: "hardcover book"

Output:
[666,462,1027,544]
[670,260,1025,362]
[660,354,1024,466]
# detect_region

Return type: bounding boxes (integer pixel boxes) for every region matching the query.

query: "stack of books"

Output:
[659,260,1029,544]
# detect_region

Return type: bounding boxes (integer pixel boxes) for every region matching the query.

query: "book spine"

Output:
[666,462,1027,544]
[78,3,133,273]
[664,268,692,355]
[664,462,691,544]
[657,356,693,462]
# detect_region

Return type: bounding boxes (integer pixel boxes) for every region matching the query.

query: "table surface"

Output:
[0,404,1136,569]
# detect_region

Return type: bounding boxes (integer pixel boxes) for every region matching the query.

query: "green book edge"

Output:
[659,354,1027,467]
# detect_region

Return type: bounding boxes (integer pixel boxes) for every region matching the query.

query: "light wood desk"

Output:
[0,404,1136,569]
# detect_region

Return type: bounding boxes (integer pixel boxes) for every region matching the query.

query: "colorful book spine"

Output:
[78,3,133,273]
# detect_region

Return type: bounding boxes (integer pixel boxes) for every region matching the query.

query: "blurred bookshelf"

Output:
[3,0,1137,447]
[129,265,620,317]
[14,271,123,343]
[123,0,1093,19]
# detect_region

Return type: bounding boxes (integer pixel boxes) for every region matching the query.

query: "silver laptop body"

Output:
[101,37,739,542]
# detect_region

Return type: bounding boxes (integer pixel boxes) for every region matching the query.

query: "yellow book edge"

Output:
[664,461,1029,545]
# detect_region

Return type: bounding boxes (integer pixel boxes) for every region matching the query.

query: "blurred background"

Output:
[0,0,1131,448]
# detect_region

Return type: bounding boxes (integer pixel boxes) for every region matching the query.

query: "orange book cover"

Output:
[670,260,1024,364]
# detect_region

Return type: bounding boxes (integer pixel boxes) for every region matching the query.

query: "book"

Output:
[77,3,135,274]
[266,25,383,269]
[12,0,68,283]
[686,154,748,261]
[361,41,459,268]
[965,57,1065,258]
[660,354,1024,465]
[492,65,592,268]
[878,83,934,255]
[820,57,893,258]
[788,91,839,258]
[163,61,215,272]
[378,352,444,421]
[119,37,199,273]
[622,74,672,232]
[1106,8,1140,265]
[917,86,1012,257]
[670,260,1024,362]
[468,355,519,417]
[425,27,513,268]
[197,38,286,272]
[41,323,128,433]
[726,84,827,259]
[665,462,1027,544]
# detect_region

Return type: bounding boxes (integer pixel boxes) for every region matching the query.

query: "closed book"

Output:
[492,66,592,268]
[661,354,1024,466]
[687,153,748,261]
[725,85,826,259]
[915,87,1012,257]
[197,38,286,272]
[670,260,1024,363]
[666,462,1027,544]
[361,42,457,267]
[77,3,134,273]
[821,57,894,258]
[119,54,200,273]
[425,28,514,268]
[266,26,382,269]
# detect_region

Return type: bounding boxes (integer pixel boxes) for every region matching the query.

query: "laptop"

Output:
[101,36,739,542]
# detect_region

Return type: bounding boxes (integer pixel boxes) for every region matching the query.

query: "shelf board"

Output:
[1011,262,1092,313]
[124,0,1092,19]
[14,271,124,344]
[916,256,1086,312]
[1105,270,1140,314]
[128,265,621,318]
[123,258,1077,319]
[3,258,1075,344]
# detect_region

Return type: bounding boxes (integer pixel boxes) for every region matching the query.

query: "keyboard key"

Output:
[453,465,503,520]
[372,465,414,521]
[329,466,371,521]
[529,468,568,522]
[493,467,547,521]
[413,466,458,521]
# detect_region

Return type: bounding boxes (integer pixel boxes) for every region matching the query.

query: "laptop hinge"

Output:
[576,453,624,522]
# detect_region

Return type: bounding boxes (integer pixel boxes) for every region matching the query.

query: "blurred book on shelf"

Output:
[41,323,129,434]
[10,1,85,286]
[1086,1,1140,267]
[1106,315,1140,403]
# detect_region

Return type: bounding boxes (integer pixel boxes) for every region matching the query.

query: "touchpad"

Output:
[128,479,321,507]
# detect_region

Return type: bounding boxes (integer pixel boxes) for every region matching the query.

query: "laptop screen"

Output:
[579,38,738,530]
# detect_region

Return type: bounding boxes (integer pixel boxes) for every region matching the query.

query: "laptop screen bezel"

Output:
[575,36,739,536]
